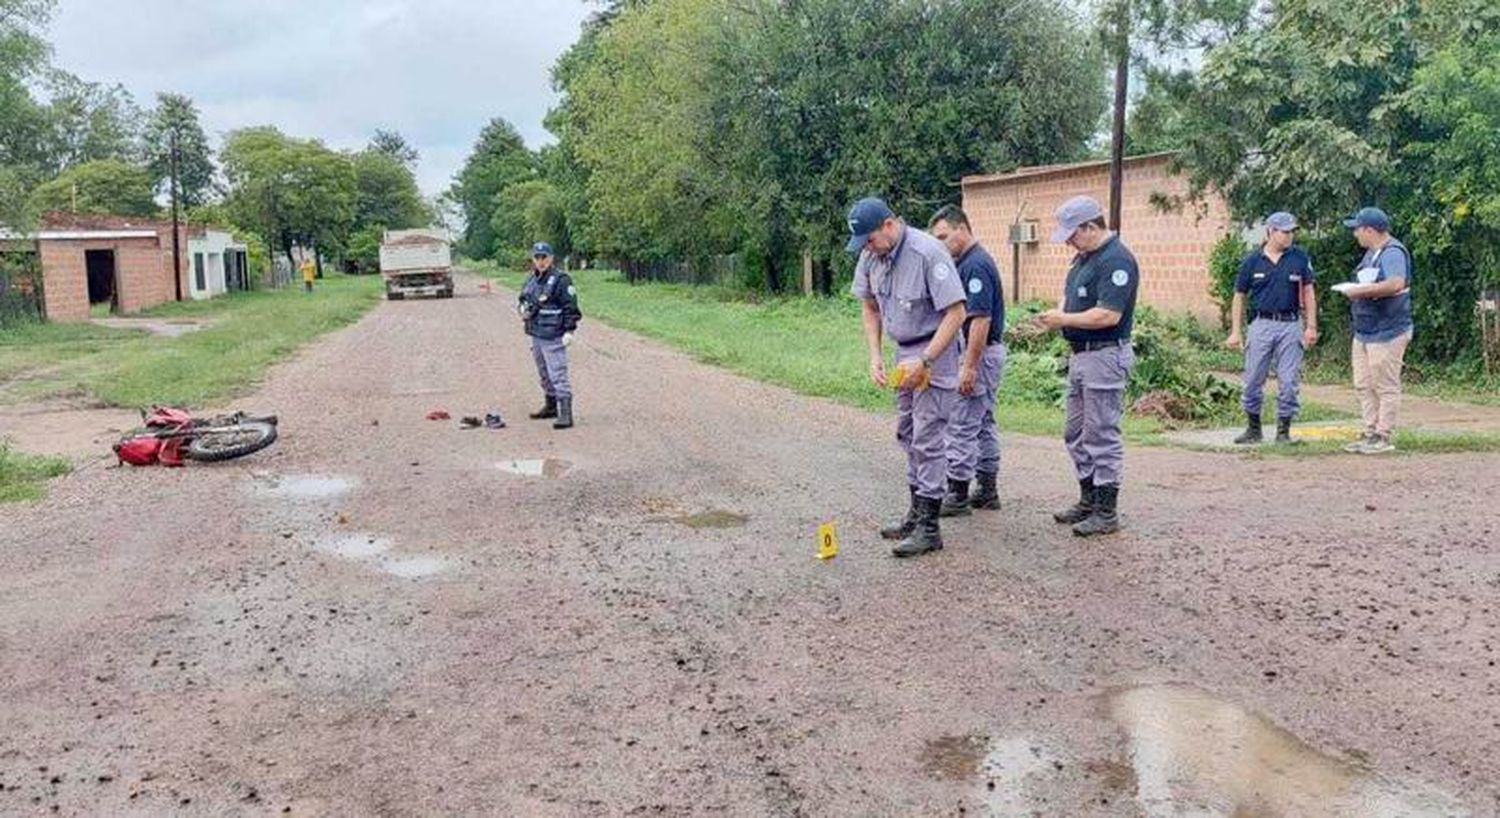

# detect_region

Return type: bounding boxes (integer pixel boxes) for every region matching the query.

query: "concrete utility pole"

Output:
[170,130,183,302]
[1108,0,1130,231]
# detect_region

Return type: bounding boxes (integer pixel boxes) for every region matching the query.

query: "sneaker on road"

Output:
[1357,436,1396,455]
[1343,434,1377,453]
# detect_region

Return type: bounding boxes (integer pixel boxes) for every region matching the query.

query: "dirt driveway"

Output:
[2,272,1495,816]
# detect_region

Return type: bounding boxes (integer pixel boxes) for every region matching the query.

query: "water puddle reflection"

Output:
[497,459,570,478]
[309,533,453,579]
[1107,684,1468,817]
[259,475,354,501]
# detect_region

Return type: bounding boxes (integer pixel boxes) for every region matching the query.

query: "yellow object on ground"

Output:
[817,522,839,560]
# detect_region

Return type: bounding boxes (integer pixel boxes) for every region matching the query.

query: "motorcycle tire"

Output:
[183,420,279,462]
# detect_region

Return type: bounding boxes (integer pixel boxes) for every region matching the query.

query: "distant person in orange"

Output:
[301,257,316,293]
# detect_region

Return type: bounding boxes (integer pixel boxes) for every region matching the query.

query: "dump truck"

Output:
[379,229,453,300]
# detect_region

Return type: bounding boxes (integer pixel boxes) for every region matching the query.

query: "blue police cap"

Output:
[1265,212,1298,232]
[532,242,554,257]
[1342,207,1390,232]
[845,198,895,253]
[1051,196,1105,243]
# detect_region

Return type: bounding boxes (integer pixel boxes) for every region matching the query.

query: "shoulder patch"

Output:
[934,264,952,283]
[567,285,577,296]
[1111,269,1130,287]
[968,278,983,295]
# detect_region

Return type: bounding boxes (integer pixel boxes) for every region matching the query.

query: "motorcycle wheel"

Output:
[183,420,279,462]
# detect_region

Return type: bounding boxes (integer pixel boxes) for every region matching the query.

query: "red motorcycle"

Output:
[114,406,279,467]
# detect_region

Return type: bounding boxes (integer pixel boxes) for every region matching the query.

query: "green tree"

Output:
[489,179,568,259]
[720,0,1108,291]
[221,127,356,274]
[368,129,418,169]
[1165,0,1500,365]
[351,148,428,233]
[142,92,216,209]
[0,0,55,227]
[450,118,536,258]
[0,0,52,78]
[39,72,141,172]
[28,158,156,216]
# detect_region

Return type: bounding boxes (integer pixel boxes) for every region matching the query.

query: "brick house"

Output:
[0,212,198,321]
[961,152,1232,320]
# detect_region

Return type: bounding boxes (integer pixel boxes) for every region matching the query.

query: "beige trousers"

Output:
[1351,330,1412,438]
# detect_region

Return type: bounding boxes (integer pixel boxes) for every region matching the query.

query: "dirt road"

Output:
[2,272,1496,816]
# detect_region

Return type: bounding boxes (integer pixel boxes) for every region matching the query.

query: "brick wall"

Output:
[962,154,1231,320]
[36,237,168,321]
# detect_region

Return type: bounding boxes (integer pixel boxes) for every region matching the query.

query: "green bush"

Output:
[1207,233,1248,330]
[1000,351,1067,406]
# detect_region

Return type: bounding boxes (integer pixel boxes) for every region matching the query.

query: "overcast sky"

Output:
[47,0,595,196]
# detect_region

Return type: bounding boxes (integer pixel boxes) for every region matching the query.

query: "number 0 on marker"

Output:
[817,522,839,561]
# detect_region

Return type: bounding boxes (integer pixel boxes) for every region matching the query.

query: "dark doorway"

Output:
[193,252,206,293]
[85,249,117,313]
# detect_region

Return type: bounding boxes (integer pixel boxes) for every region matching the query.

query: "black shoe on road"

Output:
[938,477,972,518]
[1053,479,1095,524]
[970,470,1000,511]
[881,486,918,541]
[1073,484,1120,537]
[893,496,944,558]
[530,396,558,420]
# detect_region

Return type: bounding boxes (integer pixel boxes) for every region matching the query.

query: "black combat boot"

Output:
[529,395,558,420]
[892,495,944,558]
[939,478,972,517]
[1072,484,1120,537]
[880,486,918,541]
[552,397,574,429]
[969,470,1000,511]
[1053,478,1095,524]
[1276,417,1293,444]
[1234,412,1263,445]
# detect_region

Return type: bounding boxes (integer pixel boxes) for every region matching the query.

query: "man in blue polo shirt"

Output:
[1038,196,1139,537]
[848,197,968,558]
[1339,206,1413,454]
[1225,212,1319,444]
[928,205,1007,517]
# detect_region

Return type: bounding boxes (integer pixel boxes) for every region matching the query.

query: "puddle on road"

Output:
[379,555,451,578]
[312,533,390,559]
[309,534,454,579]
[1107,684,1468,817]
[979,737,1063,816]
[258,475,354,501]
[497,458,570,478]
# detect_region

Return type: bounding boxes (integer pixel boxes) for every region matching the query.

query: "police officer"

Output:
[1340,206,1414,455]
[1225,212,1318,444]
[927,205,1007,517]
[518,242,581,430]
[1038,196,1139,537]
[848,197,967,558]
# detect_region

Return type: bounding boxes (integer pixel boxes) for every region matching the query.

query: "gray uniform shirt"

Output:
[851,225,967,389]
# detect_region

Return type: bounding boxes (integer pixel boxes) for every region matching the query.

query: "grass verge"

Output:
[0,274,382,408]
[0,441,71,503]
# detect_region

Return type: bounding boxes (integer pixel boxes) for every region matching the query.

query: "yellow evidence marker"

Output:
[817,522,840,561]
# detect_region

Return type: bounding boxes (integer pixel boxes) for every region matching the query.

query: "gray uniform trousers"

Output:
[946,343,1008,482]
[897,385,957,500]
[1241,318,1303,419]
[1064,343,1135,487]
[531,336,572,399]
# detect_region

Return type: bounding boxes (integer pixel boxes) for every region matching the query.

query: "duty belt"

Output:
[1070,338,1129,354]
[897,331,935,347]
[1255,310,1300,321]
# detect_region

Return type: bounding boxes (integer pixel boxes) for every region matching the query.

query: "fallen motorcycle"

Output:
[114,406,279,467]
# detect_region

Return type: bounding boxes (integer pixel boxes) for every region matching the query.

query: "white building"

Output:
[186,229,250,300]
